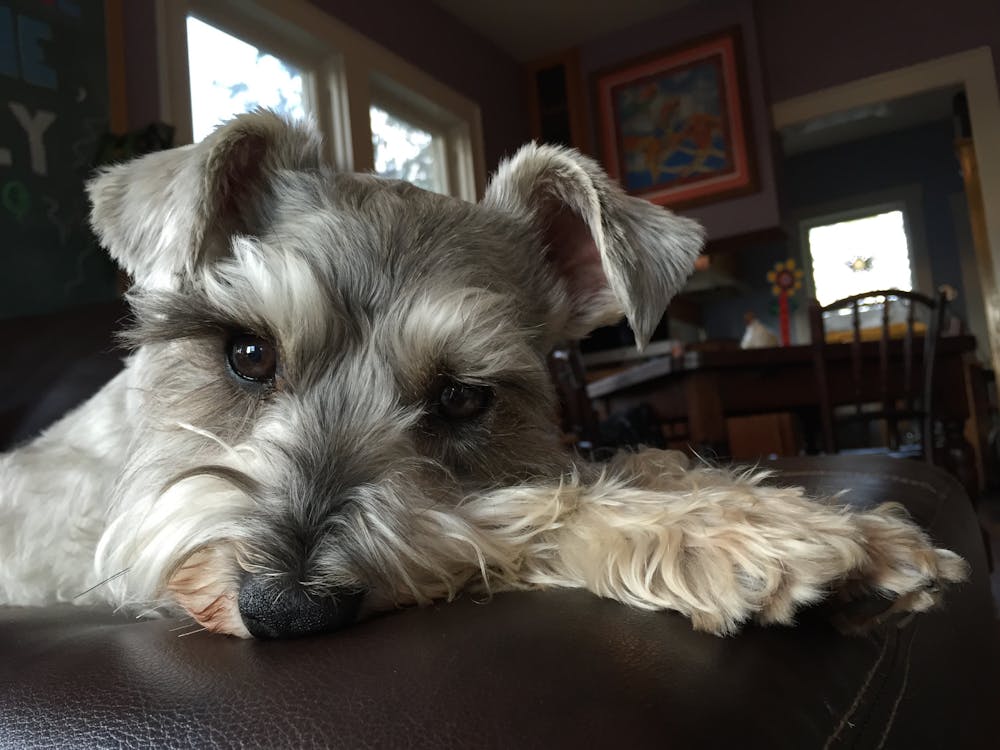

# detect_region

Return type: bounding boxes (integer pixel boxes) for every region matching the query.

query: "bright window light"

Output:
[370,105,445,194]
[808,210,913,306]
[186,16,306,142]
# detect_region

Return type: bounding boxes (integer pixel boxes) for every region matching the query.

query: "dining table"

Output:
[585,335,984,485]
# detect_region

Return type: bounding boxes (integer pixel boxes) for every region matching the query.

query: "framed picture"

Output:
[593,28,757,209]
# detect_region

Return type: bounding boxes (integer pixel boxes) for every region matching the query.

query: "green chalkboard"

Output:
[0,0,118,319]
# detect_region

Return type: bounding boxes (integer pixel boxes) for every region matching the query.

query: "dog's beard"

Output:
[91,420,570,638]
[94,431,260,636]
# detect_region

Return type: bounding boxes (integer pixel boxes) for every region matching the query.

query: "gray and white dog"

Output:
[0,111,968,639]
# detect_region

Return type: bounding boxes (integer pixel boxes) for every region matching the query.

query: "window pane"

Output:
[186,16,306,142]
[808,210,912,306]
[371,105,445,193]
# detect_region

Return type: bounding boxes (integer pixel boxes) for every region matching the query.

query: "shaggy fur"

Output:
[0,111,967,639]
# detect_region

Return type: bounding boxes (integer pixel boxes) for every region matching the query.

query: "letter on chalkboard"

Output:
[18,15,56,89]
[9,102,55,176]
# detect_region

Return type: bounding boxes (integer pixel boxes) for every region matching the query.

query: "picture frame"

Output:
[593,27,757,209]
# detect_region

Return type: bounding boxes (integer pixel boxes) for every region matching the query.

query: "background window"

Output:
[186,16,306,142]
[806,209,913,306]
[370,105,447,194]
[166,0,483,200]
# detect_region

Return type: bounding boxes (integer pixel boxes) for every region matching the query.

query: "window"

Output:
[805,208,914,306]
[370,104,446,194]
[186,16,306,142]
[160,0,484,200]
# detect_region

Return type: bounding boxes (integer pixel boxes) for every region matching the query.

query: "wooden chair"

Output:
[808,289,948,462]
[548,344,672,458]
[547,343,602,455]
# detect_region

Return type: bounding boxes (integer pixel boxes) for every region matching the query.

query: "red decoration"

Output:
[767,260,804,346]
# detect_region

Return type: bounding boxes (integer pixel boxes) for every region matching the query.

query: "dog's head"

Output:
[88,111,703,638]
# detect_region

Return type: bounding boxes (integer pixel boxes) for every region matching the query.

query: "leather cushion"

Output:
[0,456,996,749]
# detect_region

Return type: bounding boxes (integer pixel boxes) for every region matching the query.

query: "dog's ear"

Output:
[482,143,704,348]
[87,109,323,288]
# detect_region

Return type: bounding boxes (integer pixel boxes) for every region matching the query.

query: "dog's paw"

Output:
[830,504,969,633]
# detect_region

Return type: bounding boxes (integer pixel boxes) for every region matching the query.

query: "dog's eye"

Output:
[227,334,277,383]
[431,376,493,420]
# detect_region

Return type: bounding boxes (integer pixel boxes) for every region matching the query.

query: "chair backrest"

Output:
[808,289,948,460]
[547,343,601,454]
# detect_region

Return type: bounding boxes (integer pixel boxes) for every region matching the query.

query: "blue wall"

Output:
[703,119,969,340]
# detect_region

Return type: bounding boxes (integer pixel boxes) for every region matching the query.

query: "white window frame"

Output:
[155,0,486,201]
[370,78,470,197]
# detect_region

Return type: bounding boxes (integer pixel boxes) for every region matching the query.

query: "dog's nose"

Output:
[237,574,365,639]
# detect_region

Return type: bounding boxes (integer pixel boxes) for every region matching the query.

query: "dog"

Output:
[0,111,968,639]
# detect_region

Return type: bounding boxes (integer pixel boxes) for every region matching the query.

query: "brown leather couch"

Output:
[1,303,997,749]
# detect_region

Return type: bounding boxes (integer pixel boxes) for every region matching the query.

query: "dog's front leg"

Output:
[462,450,968,635]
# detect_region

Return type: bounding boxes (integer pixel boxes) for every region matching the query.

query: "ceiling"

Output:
[428,0,695,61]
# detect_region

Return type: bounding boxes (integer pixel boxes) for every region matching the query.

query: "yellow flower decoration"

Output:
[768,259,805,297]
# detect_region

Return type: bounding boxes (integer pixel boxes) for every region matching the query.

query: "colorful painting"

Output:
[594,29,757,209]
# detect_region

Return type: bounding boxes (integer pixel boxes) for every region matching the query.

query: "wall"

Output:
[756,0,1000,102]
[571,0,996,347]
[121,1,159,131]
[121,0,528,174]
[578,0,781,241]
[702,120,973,341]
[783,120,967,313]
[574,0,1000,243]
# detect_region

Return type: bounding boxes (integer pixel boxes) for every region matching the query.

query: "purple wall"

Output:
[579,0,781,241]
[121,1,528,174]
[122,1,159,130]
[756,0,1000,102]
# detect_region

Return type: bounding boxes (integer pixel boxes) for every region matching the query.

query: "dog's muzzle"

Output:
[237,574,365,639]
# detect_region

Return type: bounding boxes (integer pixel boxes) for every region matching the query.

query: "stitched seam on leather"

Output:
[847,628,908,749]
[876,623,918,749]
[772,466,956,748]
[822,633,890,750]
